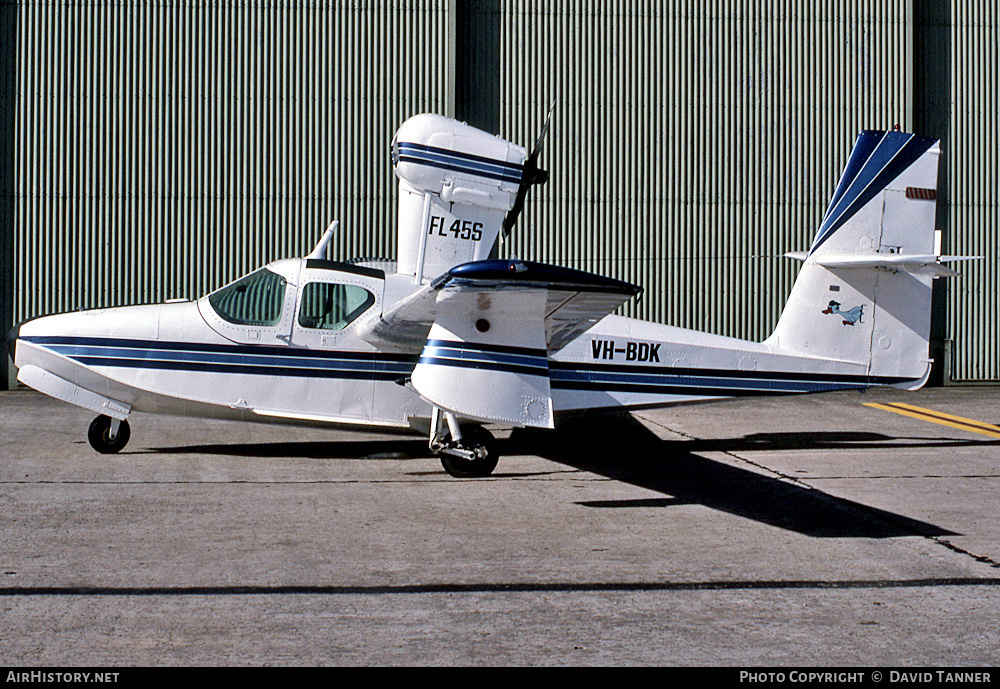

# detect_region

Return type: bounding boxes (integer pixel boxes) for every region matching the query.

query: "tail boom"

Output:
[549,128,978,415]
[548,315,927,415]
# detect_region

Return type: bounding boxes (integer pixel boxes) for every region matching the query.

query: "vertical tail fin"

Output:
[767,130,971,386]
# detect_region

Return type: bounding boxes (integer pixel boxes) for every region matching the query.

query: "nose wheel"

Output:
[88,415,131,454]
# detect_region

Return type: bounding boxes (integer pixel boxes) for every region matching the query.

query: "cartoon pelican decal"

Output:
[822,300,864,326]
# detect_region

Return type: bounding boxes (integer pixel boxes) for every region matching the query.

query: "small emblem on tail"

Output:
[822,300,864,326]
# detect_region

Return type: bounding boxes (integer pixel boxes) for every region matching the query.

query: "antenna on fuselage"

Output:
[307,220,340,260]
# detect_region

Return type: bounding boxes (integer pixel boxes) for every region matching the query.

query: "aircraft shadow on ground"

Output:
[149,438,430,460]
[507,413,970,539]
[148,412,984,539]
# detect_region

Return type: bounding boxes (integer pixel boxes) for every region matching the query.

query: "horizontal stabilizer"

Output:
[814,251,981,277]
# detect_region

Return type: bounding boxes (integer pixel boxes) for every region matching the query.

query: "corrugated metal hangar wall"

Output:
[1,0,997,389]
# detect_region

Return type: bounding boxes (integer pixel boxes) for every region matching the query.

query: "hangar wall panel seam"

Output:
[12,0,449,321]
[498,0,912,342]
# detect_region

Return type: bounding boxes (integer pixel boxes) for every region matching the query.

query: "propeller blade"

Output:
[502,104,555,240]
[530,102,555,162]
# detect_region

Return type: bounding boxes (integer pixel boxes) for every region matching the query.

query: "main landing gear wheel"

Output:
[88,415,131,454]
[438,424,499,478]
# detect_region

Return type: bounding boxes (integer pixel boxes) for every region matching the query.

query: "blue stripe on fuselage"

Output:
[22,335,919,395]
[22,336,416,381]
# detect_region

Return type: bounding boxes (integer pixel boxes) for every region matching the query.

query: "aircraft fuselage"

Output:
[11,255,929,438]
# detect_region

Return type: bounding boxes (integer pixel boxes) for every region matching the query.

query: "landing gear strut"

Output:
[88,415,131,454]
[430,409,499,478]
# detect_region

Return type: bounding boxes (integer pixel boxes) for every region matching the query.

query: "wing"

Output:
[438,260,641,352]
[360,259,641,354]
[360,259,640,427]
[357,280,439,352]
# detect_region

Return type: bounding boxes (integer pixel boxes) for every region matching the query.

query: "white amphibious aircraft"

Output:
[9,114,978,477]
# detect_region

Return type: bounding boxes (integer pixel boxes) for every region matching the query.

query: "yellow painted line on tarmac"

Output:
[864,402,1000,439]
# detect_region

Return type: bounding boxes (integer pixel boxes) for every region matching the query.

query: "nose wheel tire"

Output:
[438,424,499,478]
[88,415,131,454]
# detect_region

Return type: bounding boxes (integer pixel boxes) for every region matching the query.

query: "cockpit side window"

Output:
[298,283,375,330]
[208,269,287,326]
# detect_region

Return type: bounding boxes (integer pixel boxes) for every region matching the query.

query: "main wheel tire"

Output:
[87,415,131,454]
[439,424,499,478]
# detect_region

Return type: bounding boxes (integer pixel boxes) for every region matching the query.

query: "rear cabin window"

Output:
[298,283,375,330]
[208,269,287,326]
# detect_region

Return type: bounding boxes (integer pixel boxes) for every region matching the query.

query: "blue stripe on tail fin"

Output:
[810,131,937,255]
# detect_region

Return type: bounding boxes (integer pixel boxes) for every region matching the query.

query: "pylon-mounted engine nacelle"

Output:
[391,114,527,282]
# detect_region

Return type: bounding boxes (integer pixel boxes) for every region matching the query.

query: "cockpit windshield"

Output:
[208,268,287,326]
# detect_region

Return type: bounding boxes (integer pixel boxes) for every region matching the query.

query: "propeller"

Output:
[501,104,554,240]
